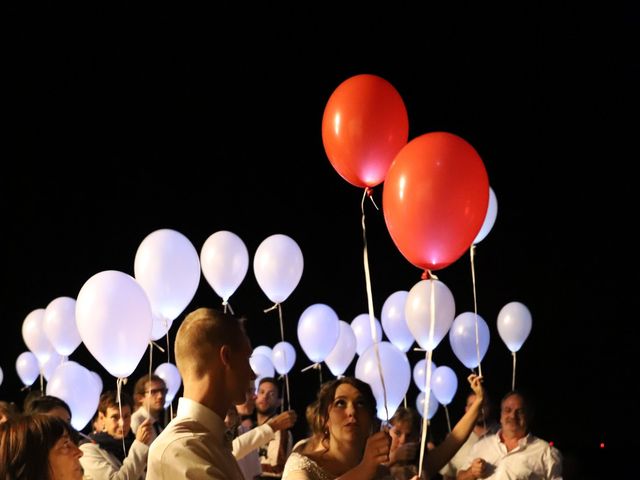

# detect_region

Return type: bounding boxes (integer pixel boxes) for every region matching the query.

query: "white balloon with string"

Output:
[155,362,182,407]
[381,290,413,352]
[356,341,410,420]
[43,296,82,356]
[200,230,249,307]
[272,342,296,375]
[16,351,39,387]
[405,279,456,352]
[22,308,55,366]
[250,353,275,380]
[252,345,273,363]
[413,358,437,392]
[297,303,340,364]
[449,312,490,370]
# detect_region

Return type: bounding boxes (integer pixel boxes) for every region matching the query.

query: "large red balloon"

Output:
[383,132,489,271]
[322,74,409,188]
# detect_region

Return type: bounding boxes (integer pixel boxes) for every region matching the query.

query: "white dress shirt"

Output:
[147,397,245,479]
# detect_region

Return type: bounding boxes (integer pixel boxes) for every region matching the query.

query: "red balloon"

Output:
[383,132,489,271]
[322,74,409,188]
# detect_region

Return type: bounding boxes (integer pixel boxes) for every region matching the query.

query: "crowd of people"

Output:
[0,307,563,479]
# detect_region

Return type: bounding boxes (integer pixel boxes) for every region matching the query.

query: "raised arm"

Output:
[424,374,485,478]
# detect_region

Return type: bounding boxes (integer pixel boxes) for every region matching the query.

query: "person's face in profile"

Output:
[48,432,83,480]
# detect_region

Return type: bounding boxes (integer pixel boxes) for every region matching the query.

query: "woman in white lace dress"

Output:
[282,377,404,480]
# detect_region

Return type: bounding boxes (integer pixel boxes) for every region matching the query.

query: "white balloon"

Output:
[356,341,410,420]
[76,270,153,378]
[22,308,55,365]
[252,345,273,363]
[412,358,437,392]
[297,303,340,363]
[40,352,65,382]
[149,313,174,342]
[134,228,201,323]
[0,366,3,387]
[416,390,440,419]
[350,313,383,356]
[497,301,532,352]
[16,351,39,386]
[250,353,275,379]
[431,366,458,405]
[405,279,456,351]
[325,320,357,377]
[272,341,296,375]
[200,230,249,303]
[155,362,182,405]
[253,234,303,303]
[43,296,82,356]
[449,312,490,369]
[47,361,100,431]
[381,291,413,353]
[89,371,103,397]
[473,187,498,244]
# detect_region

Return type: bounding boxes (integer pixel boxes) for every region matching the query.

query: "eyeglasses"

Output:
[145,388,168,396]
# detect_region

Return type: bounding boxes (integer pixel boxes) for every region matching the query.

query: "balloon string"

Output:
[418,279,437,478]
[223,300,235,315]
[39,373,44,395]
[264,303,279,313]
[361,188,389,422]
[301,362,320,372]
[148,342,153,387]
[285,373,291,411]
[151,341,165,353]
[444,404,452,432]
[470,245,483,378]
[404,396,407,408]
[116,377,128,459]
[278,303,284,343]
[512,351,517,390]
[418,349,434,478]
[165,320,172,365]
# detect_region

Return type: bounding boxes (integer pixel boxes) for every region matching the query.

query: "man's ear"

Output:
[220,344,232,368]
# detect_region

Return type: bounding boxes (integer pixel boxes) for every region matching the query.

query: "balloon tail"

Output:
[318,363,323,385]
[148,342,153,387]
[222,300,235,315]
[277,303,284,343]
[116,377,128,458]
[285,373,291,411]
[512,351,517,390]
[418,349,434,478]
[470,245,483,377]
[39,373,44,394]
[404,396,407,408]
[361,188,389,422]
[445,404,452,432]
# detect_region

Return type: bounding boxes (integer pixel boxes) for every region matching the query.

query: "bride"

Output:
[282,376,394,480]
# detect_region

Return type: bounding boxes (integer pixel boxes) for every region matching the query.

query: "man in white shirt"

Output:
[456,391,562,480]
[147,307,256,479]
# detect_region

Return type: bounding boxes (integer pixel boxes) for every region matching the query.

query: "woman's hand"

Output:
[360,431,391,474]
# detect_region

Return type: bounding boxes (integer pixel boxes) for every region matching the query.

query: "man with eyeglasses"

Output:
[132,373,168,444]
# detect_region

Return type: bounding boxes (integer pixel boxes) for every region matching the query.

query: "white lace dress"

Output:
[282,452,335,480]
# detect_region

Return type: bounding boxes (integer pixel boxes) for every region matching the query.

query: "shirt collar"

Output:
[176,397,229,446]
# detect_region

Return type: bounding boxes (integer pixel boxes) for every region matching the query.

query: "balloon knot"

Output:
[365,187,374,197]
[421,270,429,280]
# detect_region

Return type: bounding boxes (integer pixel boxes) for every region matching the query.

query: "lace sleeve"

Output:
[282,452,333,480]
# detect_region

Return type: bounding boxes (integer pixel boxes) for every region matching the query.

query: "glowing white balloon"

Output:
[16,351,39,386]
[412,359,437,392]
[416,390,439,419]
[356,341,410,420]
[252,345,273,362]
[297,304,340,363]
[449,312,490,369]
[473,187,498,244]
[155,362,182,406]
[76,270,153,378]
[46,361,100,431]
[351,313,383,356]
[497,301,532,352]
[272,341,296,375]
[405,279,455,351]
[253,234,304,303]
[22,308,55,365]
[325,320,357,377]
[381,290,413,353]
[43,296,82,356]
[200,230,249,303]
[250,353,275,379]
[134,228,201,323]
[431,366,458,405]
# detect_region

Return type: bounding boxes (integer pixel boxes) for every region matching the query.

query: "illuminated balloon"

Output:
[350,313,383,356]
[272,341,296,375]
[43,296,82,356]
[253,234,303,304]
[322,74,409,188]
[497,301,532,352]
[405,279,456,351]
[297,304,340,363]
[381,290,413,353]
[473,187,498,244]
[431,366,458,406]
[449,312,490,369]
[325,320,357,377]
[200,230,249,303]
[16,351,39,386]
[416,391,439,419]
[383,132,489,271]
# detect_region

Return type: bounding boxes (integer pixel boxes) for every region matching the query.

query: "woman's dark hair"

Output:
[314,377,378,445]
[25,395,72,420]
[0,413,75,479]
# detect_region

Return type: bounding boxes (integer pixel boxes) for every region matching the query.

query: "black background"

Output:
[2,4,635,478]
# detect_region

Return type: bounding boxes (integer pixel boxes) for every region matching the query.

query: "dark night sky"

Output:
[1,3,635,475]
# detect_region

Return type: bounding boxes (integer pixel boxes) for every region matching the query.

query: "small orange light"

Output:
[549,441,554,447]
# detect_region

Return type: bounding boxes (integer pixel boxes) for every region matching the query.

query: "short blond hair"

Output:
[175,307,246,378]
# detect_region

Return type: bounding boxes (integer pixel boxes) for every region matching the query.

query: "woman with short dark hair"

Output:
[0,413,84,479]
